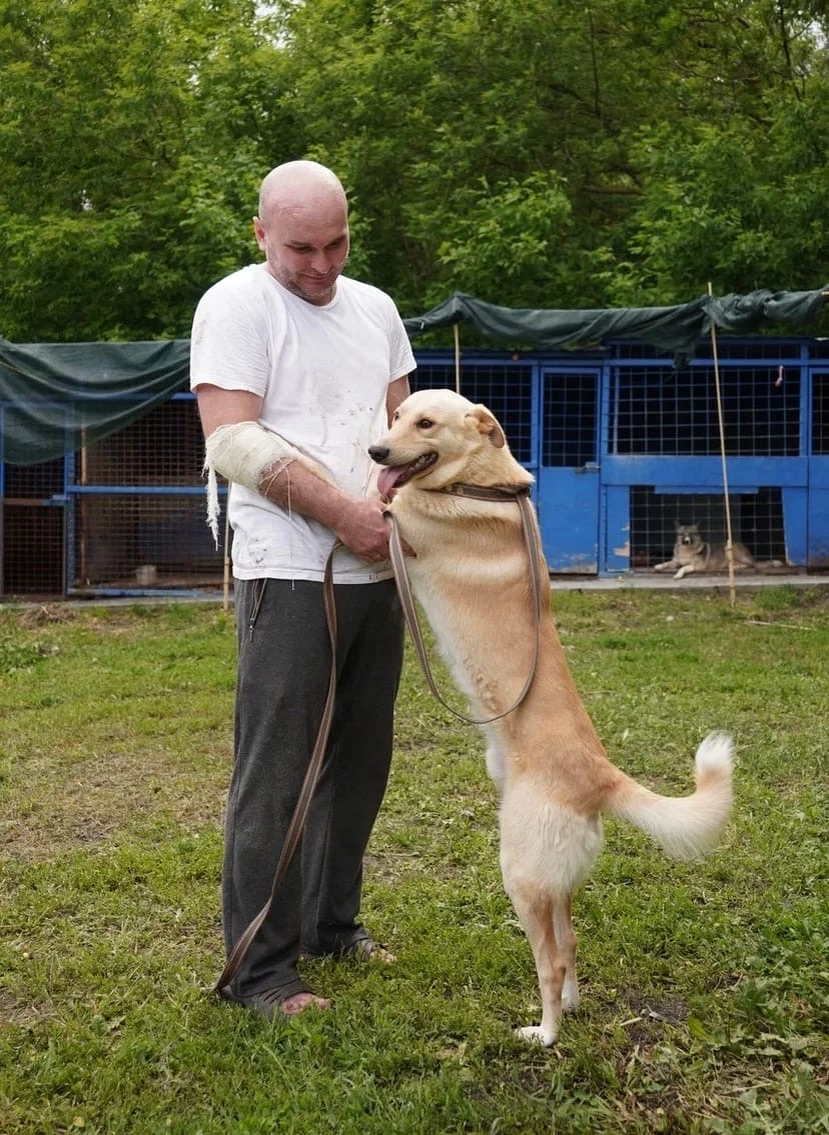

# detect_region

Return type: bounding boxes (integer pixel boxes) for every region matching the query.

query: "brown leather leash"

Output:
[214,546,340,994]
[386,483,545,726]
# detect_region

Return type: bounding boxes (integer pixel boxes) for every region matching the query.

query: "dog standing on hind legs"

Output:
[369,388,734,1046]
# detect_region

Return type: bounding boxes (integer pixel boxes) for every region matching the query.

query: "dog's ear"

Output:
[469,406,506,448]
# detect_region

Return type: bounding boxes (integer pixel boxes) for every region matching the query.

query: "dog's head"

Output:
[675,522,704,550]
[369,388,531,497]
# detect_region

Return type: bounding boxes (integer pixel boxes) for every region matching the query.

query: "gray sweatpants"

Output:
[223,576,403,999]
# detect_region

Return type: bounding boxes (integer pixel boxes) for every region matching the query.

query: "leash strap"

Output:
[214,546,339,994]
[387,486,544,726]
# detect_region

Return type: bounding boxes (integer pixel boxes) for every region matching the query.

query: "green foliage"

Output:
[596,2,829,303]
[602,93,829,305]
[434,172,573,306]
[0,0,293,340]
[0,630,51,675]
[0,0,828,339]
[0,591,827,1133]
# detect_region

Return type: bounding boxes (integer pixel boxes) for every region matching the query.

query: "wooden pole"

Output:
[453,322,461,393]
[708,283,736,607]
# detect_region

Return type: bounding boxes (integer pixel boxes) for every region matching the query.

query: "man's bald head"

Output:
[258,161,348,226]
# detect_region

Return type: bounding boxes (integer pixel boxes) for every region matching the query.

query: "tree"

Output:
[1,0,827,341]
[0,0,300,340]
[274,0,829,315]
[596,0,829,303]
[274,0,675,311]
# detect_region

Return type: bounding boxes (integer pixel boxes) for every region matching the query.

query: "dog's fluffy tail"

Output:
[606,732,734,861]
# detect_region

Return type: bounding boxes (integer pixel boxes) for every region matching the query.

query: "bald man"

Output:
[191,161,415,1020]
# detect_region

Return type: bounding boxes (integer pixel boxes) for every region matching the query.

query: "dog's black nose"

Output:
[368,444,389,463]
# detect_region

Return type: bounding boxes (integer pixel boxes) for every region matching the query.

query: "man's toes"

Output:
[279,992,331,1018]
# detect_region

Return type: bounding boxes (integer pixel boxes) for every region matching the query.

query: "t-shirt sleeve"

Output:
[189,277,271,396]
[387,304,417,383]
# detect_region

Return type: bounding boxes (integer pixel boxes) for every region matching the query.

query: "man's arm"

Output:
[195,382,394,562]
[386,374,410,424]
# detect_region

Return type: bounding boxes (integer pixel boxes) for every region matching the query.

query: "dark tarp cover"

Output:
[402,286,829,356]
[0,339,191,467]
[1,285,827,465]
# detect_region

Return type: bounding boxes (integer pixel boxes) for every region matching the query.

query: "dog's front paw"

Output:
[515,1024,557,1047]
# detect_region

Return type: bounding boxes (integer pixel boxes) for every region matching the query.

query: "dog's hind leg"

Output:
[506,881,570,1046]
[555,895,579,1013]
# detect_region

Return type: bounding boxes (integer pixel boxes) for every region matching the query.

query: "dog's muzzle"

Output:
[369,448,439,497]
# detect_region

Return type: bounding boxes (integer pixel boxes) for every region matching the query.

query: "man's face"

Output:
[254,200,349,306]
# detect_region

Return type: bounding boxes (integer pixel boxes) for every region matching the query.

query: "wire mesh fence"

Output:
[1,395,225,598]
[629,488,788,570]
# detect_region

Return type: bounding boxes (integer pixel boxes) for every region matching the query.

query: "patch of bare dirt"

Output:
[1,748,226,862]
[0,988,54,1027]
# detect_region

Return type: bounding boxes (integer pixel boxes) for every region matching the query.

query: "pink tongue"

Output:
[377,466,405,497]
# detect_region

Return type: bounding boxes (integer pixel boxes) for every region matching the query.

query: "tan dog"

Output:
[370,388,734,1046]
[654,523,756,579]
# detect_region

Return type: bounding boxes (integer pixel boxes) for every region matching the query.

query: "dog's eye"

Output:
[417,418,434,430]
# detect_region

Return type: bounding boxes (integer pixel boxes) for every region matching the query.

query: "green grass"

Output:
[1,587,827,1134]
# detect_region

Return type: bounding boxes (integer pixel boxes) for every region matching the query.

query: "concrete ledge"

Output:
[549,572,829,592]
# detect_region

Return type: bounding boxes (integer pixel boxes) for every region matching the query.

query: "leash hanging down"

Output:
[214,546,340,994]
[215,484,544,991]
[386,483,545,726]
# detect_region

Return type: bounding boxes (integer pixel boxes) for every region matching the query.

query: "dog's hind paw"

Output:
[515,1024,557,1047]
[561,988,580,1014]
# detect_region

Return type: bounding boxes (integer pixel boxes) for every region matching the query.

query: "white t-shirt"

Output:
[190,264,416,583]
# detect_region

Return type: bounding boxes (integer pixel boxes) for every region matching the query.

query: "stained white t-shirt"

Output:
[190,264,416,583]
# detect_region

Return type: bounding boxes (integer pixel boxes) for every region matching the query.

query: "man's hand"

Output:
[334,498,392,563]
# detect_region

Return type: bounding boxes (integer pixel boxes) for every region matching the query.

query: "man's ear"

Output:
[470,406,506,448]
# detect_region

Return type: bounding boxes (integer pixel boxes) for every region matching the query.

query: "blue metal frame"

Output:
[807,363,829,564]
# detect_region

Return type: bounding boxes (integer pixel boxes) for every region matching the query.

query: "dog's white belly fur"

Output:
[412,585,517,789]
[500,782,604,896]
[406,558,537,724]
[412,567,605,902]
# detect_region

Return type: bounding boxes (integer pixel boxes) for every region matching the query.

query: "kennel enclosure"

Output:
[2,336,828,597]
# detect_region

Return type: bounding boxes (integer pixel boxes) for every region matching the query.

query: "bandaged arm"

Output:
[203,419,337,541]
[206,419,334,492]
[197,382,402,559]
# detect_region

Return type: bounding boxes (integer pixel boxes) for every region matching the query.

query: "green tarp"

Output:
[0,338,191,467]
[402,285,829,356]
[1,285,827,465]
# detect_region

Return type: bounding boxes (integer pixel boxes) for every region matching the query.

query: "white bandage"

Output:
[203,421,331,545]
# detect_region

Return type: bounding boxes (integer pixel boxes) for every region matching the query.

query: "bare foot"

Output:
[279,992,331,1018]
[346,939,396,964]
[367,944,396,964]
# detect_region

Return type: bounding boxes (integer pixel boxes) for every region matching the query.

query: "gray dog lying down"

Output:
[369,388,734,1046]
[654,523,756,579]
